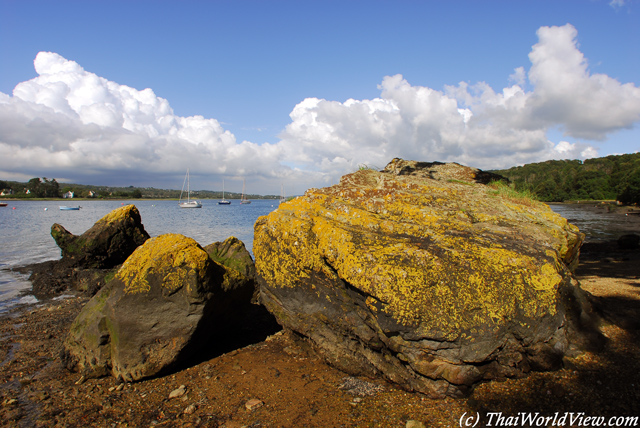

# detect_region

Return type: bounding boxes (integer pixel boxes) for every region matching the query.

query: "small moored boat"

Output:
[240,179,251,204]
[218,180,231,205]
[179,169,203,208]
[60,206,81,210]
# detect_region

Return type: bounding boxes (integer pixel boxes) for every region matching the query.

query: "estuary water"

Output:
[0,200,638,314]
[0,199,279,313]
[549,203,640,242]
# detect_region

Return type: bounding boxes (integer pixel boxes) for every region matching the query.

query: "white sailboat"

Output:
[279,183,286,204]
[240,179,251,204]
[218,180,231,205]
[179,169,202,208]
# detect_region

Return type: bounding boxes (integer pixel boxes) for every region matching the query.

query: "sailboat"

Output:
[240,179,251,204]
[279,183,286,204]
[179,169,202,208]
[218,180,231,205]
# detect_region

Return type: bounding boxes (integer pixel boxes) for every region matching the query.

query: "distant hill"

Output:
[491,152,640,204]
[0,178,279,200]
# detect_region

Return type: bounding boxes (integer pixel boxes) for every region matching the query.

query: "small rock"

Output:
[283,346,301,355]
[406,421,426,428]
[19,377,32,385]
[169,385,186,399]
[245,398,264,411]
[34,391,49,401]
[184,404,197,415]
[3,398,18,406]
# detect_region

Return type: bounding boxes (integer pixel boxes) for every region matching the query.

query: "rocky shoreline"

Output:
[0,240,638,427]
[1,236,639,425]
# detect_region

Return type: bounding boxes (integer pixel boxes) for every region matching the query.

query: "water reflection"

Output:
[549,203,640,242]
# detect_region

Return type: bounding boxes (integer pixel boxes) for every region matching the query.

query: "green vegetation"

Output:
[487,180,539,207]
[487,180,537,199]
[28,177,60,197]
[447,179,474,186]
[357,163,381,171]
[491,153,640,204]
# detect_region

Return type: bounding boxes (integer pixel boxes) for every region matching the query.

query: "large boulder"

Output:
[62,233,255,382]
[254,158,603,398]
[27,205,150,297]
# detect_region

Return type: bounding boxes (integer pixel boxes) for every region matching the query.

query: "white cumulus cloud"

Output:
[279,24,640,176]
[0,52,299,191]
[1,24,639,192]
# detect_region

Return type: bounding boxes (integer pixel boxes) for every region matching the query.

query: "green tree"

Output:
[493,153,640,203]
[41,177,60,197]
[26,177,60,197]
[618,170,640,205]
[27,177,42,197]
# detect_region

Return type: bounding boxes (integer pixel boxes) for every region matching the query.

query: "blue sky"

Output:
[1,0,639,195]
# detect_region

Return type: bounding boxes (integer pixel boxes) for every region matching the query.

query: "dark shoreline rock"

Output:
[21,205,149,298]
[51,204,149,269]
[62,233,258,382]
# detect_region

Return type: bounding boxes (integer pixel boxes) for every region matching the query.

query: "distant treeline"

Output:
[492,152,640,204]
[4,152,639,203]
[0,178,278,200]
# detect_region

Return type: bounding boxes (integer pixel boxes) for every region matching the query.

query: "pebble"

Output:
[169,385,187,399]
[33,391,49,401]
[406,421,426,428]
[3,398,18,406]
[245,398,264,411]
[350,397,363,407]
[183,404,197,414]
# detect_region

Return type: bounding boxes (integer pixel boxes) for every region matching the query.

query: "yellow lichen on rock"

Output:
[116,233,209,295]
[254,159,599,398]
[255,164,578,336]
[96,204,140,226]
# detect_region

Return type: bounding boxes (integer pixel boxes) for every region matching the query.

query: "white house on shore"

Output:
[63,191,74,199]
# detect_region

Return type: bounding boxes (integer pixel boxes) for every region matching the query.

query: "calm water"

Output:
[549,203,640,242]
[0,199,279,313]
[1,201,637,313]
